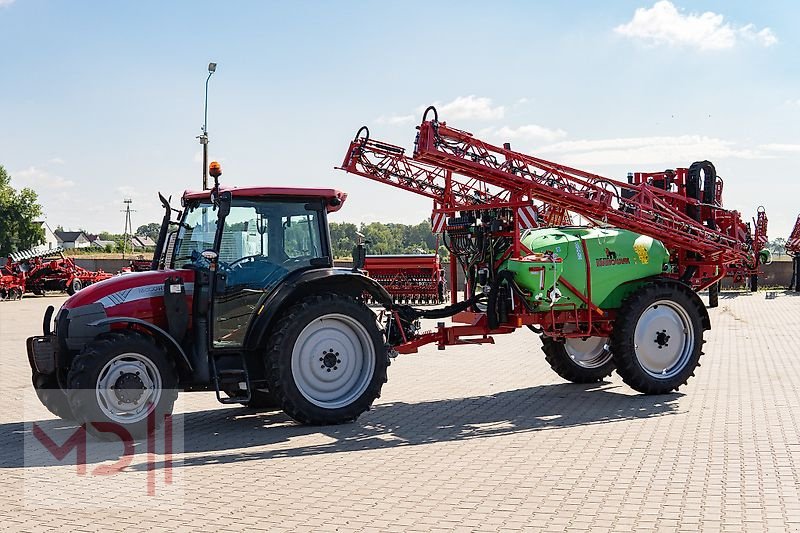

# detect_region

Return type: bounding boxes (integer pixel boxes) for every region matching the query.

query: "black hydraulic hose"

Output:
[487,270,516,329]
[393,292,486,322]
[679,265,697,284]
[422,106,438,124]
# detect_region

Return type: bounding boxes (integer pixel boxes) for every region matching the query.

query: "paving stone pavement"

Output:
[1,291,799,532]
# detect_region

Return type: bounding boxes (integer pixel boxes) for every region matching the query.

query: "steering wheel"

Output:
[227,255,272,270]
[282,255,315,266]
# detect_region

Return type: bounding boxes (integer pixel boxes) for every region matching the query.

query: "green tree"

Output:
[329,222,360,258]
[136,222,161,241]
[768,238,786,258]
[0,165,45,255]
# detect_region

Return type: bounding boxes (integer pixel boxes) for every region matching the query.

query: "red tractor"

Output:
[27,182,394,438]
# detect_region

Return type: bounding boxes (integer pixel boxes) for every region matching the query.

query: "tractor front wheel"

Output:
[67,331,178,439]
[33,372,74,420]
[265,294,388,425]
[541,336,614,383]
[611,281,706,394]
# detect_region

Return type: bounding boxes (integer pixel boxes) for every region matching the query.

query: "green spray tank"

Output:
[503,227,670,311]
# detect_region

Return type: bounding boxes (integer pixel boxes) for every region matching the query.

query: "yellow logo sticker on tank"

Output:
[633,242,649,264]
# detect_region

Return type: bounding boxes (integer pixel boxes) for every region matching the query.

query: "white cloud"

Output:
[116,185,144,199]
[615,1,777,50]
[375,114,415,126]
[759,143,800,153]
[482,124,568,143]
[48,157,66,165]
[0,0,16,8]
[433,95,505,121]
[13,166,75,189]
[516,97,530,105]
[536,135,765,166]
[785,99,800,108]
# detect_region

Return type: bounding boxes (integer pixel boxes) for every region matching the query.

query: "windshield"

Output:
[173,202,218,264]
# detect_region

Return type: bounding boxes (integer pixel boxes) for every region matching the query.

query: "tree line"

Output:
[329,221,441,258]
[0,165,45,256]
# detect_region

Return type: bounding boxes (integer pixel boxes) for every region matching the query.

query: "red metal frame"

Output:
[787,214,800,256]
[363,254,445,304]
[414,119,759,288]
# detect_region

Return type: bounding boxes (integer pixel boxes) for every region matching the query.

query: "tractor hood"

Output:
[62,269,195,324]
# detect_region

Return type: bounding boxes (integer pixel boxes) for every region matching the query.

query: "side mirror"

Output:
[217,191,232,218]
[352,233,368,271]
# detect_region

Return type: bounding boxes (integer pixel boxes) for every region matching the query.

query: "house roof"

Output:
[55,230,89,242]
[133,235,156,247]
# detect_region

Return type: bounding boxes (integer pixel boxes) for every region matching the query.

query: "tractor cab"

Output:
[171,185,347,348]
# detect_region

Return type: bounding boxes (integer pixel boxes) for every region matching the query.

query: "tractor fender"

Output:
[88,317,194,373]
[244,268,392,351]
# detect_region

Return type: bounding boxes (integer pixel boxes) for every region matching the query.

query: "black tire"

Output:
[66,278,82,296]
[541,336,615,383]
[749,274,758,292]
[265,293,389,425]
[247,388,282,409]
[33,372,74,420]
[708,282,719,308]
[224,387,282,409]
[611,280,707,394]
[67,331,178,440]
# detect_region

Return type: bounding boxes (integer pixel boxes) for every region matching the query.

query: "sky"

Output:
[1,1,799,238]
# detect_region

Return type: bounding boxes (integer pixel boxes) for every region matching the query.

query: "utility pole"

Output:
[199,62,217,190]
[121,199,135,259]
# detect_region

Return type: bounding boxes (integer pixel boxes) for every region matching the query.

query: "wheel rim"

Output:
[291,313,375,409]
[563,337,612,368]
[95,353,162,423]
[633,299,694,379]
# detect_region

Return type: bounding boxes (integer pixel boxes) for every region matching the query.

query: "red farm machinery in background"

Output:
[2,247,113,299]
[788,214,800,292]
[363,254,446,304]
[0,261,25,300]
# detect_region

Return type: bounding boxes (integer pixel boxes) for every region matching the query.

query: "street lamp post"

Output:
[200,62,216,190]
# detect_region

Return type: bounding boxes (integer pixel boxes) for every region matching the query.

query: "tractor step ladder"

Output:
[210,353,252,404]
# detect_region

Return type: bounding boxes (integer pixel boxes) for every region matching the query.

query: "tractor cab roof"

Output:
[182,186,347,213]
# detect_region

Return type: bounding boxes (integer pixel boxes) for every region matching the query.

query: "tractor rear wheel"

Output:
[541,336,614,383]
[224,387,281,409]
[67,331,178,440]
[33,372,74,420]
[749,274,758,292]
[611,281,706,394]
[265,293,388,425]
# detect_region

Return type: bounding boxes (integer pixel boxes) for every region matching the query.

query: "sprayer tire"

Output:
[541,336,615,383]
